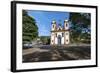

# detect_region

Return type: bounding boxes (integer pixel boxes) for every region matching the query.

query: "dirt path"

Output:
[23,45,91,62]
[23,48,49,55]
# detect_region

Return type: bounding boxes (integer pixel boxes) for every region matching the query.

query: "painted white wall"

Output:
[51,31,69,45]
[51,32,55,44]
[55,32,64,45]
[55,37,57,44]
[65,32,70,44]
[61,37,64,44]
[64,20,69,30]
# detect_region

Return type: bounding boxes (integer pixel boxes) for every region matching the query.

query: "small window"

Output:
[66,39,68,42]
[66,24,67,27]
[56,33,57,37]
[62,33,64,37]
[52,40,53,43]
[53,25,54,28]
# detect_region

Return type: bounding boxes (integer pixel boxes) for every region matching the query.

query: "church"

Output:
[50,20,70,45]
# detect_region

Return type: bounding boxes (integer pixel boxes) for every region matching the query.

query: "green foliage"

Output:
[69,13,91,43]
[22,10,38,42]
[40,36,50,45]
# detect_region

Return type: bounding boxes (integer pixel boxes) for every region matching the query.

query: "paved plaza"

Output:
[23,44,91,63]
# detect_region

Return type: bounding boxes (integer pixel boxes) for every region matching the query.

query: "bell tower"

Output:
[51,20,56,45]
[64,19,70,44]
[64,19,69,30]
[52,20,56,31]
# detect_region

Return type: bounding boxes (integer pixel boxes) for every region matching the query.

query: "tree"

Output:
[22,10,38,43]
[40,36,50,45]
[69,13,91,43]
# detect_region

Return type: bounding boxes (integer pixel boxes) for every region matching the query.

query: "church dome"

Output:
[64,19,68,22]
[52,20,56,24]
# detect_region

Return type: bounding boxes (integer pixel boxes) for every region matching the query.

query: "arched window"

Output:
[62,33,64,37]
[66,23,67,27]
[56,33,57,37]
[53,25,54,28]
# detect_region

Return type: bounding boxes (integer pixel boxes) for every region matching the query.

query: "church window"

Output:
[53,25,54,28]
[56,33,57,37]
[62,33,64,37]
[66,23,67,27]
[52,40,53,43]
[66,39,68,42]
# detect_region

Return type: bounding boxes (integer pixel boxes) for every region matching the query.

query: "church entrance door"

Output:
[58,35,61,45]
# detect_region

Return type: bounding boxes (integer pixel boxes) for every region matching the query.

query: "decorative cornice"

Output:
[51,29,70,32]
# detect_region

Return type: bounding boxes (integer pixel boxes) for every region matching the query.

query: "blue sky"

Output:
[27,10,70,36]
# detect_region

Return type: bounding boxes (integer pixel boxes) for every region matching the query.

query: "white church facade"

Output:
[50,20,70,45]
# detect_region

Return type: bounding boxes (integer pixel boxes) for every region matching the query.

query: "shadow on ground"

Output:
[23,46,91,63]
